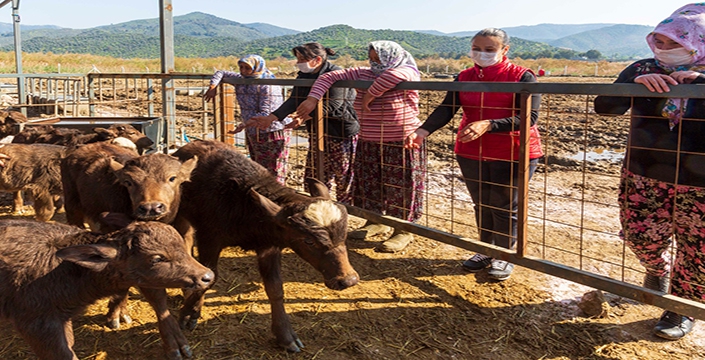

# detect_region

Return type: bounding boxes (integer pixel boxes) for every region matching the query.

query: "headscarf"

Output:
[368,40,418,76]
[647,3,705,129]
[238,54,275,79]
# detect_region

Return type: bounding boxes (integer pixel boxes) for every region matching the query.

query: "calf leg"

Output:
[17,318,77,360]
[106,291,132,329]
[257,246,303,352]
[11,191,23,214]
[31,189,56,222]
[179,238,220,330]
[140,287,193,360]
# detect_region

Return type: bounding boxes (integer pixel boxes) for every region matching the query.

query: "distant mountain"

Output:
[0,22,61,33]
[417,24,616,42]
[549,24,653,58]
[243,22,300,37]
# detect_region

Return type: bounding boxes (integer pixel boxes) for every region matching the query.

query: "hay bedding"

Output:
[1,77,704,359]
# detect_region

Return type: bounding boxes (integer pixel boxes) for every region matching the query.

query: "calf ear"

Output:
[179,156,198,179]
[248,188,281,217]
[56,243,119,271]
[109,158,124,172]
[305,178,331,199]
[100,212,133,229]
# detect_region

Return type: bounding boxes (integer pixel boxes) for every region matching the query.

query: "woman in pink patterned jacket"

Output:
[296,40,425,253]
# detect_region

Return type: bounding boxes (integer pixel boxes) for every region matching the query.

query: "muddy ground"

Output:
[0,76,703,360]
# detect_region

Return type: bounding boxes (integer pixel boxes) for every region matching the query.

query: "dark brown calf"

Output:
[0,219,214,360]
[172,140,359,352]
[12,123,153,153]
[0,143,67,221]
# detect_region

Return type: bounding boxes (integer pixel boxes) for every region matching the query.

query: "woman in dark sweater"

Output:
[594,3,705,340]
[250,43,359,203]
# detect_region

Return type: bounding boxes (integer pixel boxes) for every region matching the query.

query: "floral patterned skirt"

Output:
[619,168,705,301]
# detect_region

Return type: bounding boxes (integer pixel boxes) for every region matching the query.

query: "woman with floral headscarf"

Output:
[296,40,425,253]
[595,3,705,340]
[204,54,292,184]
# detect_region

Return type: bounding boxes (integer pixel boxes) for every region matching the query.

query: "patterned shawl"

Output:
[647,3,705,129]
[368,40,418,76]
[238,54,275,79]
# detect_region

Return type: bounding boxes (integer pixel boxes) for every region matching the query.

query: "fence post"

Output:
[217,84,235,145]
[516,92,532,258]
[314,95,325,181]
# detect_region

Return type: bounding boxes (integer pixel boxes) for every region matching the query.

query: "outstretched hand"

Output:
[295,97,318,119]
[634,74,679,93]
[203,86,218,102]
[405,129,429,149]
[669,70,702,84]
[248,114,278,130]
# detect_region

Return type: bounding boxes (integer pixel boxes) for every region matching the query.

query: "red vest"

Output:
[454,59,543,161]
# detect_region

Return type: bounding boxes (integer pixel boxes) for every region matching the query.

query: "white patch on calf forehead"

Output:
[304,200,342,227]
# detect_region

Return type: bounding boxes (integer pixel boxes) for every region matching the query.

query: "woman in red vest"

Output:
[406,28,543,281]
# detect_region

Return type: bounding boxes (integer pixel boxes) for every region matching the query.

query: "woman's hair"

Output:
[292,42,336,62]
[472,28,510,46]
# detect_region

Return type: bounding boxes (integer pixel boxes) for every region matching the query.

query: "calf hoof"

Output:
[283,338,304,353]
[165,345,192,359]
[179,315,199,331]
[106,314,132,329]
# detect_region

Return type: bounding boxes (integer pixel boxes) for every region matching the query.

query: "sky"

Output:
[1,0,675,33]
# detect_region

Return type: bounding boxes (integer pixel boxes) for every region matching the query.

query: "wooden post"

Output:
[218,84,235,145]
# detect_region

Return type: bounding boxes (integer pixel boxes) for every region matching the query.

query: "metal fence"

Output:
[0,72,703,320]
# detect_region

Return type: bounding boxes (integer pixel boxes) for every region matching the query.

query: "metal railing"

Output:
[0,72,703,320]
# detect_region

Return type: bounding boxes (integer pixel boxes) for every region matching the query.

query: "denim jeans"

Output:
[456,156,538,250]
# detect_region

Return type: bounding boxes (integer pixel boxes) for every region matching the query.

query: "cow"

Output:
[0,143,67,220]
[60,141,197,329]
[172,140,359,352]
[0,110,26,138]
[13,123,154,153]
[0,218,214,360]
[60,142,195,233]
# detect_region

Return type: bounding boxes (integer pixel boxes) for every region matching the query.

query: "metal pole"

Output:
[516,93,532,258]
[159,0,176,151]
[12,0,25,116]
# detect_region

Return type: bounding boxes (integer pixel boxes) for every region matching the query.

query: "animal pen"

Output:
[1,72,703,324]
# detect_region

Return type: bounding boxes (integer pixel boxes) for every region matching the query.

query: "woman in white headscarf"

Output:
[595,3,705,340]
[296,40,425,253]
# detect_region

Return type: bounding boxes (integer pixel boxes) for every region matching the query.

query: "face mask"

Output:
[296,60,317,73]
[471,51,502,67]
[653,47,693,66]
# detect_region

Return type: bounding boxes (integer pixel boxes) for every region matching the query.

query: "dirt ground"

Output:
[0,76,704,360]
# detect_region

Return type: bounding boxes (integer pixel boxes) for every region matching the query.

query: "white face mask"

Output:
[296,60,318,73]
[653,47,693,66]
[471,50,502,67]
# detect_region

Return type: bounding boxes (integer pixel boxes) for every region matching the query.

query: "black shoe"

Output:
[488,260,514,281]
[654,311,694,340]
[462,253,493,272]
[644,273,670,293]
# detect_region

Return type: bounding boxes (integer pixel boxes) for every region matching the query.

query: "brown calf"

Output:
[61,141,197,329]
[172,140,359,352]
[0,143,67,221]
[0,219,214,360]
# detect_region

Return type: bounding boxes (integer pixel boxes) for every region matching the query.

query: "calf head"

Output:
[250,178,359,291]
[108,124,154,153]
[56,221,214,290]
[110,154,197,223]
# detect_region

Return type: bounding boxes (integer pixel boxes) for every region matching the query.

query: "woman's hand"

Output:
[405,129,429,149]
[227,122,247,134]
[203,85,217,102]
[669,70,703,84]
[458,120,491,143]
[634,74,678,93]
[284,114,311,130]
[295,97,318,119]
[248,114,278,130]
[362,92,376,112]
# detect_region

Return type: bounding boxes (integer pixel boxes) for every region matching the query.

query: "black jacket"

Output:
[594,59,705,187]
[272,60,359,139]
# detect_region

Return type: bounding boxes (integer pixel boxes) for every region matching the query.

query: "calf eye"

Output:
[151,255,164,264]
[168,176,177,182]
[123,180,133,187]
